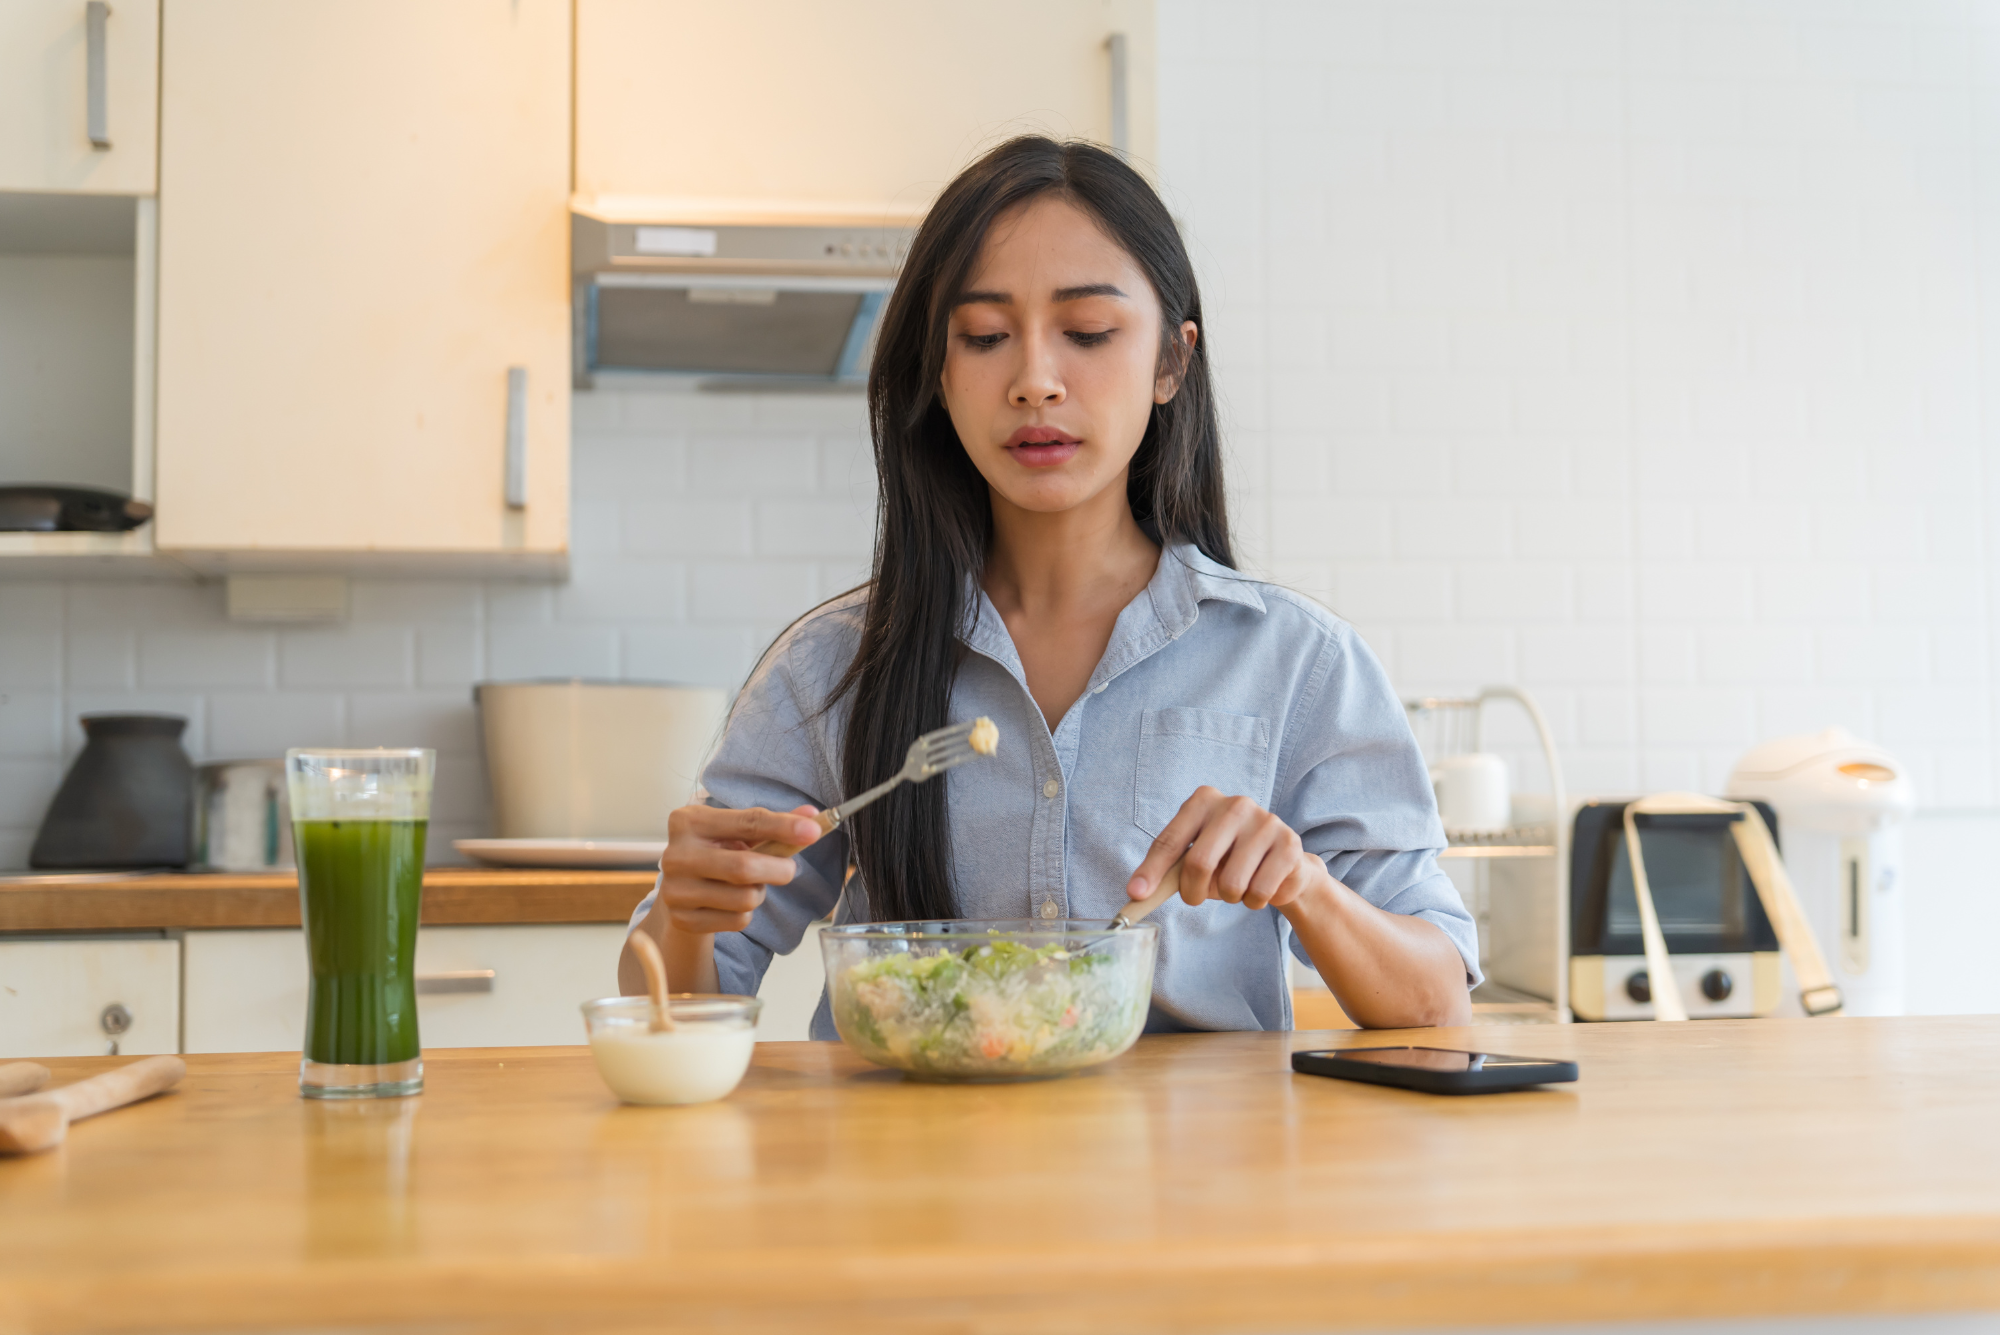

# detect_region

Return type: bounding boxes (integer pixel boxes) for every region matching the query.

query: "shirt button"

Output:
[1093,683,1106,694]
[1040,899,1060,919]
[1042,777,1060,799]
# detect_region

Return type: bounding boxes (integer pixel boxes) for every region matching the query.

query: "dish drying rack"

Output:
[1405,686,1569,1024]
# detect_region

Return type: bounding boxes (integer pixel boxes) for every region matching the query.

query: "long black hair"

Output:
[832,135,1232,923]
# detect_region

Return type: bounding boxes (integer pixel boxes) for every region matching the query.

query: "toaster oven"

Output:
[1569,801,1781,1021]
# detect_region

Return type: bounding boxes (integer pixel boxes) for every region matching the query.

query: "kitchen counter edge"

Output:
[0,869,657,931]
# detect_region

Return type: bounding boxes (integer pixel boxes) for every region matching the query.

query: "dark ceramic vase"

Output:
[30,714,194,869]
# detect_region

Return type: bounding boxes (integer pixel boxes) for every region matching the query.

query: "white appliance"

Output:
[1728,728,1914,1017]
[475,680,728,842]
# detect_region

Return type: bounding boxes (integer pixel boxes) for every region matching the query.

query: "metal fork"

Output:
[751,718,994,858]
[1068,857,1187,954]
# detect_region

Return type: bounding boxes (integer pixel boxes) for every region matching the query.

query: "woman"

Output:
[621,136,1476,1033]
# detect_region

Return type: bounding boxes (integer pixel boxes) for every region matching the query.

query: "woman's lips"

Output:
[1004,428,1080,469]
[1009,441,1079,467]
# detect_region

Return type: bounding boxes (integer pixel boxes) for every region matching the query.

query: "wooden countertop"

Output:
[0,868,656,932]
[4,1017,1999,1333]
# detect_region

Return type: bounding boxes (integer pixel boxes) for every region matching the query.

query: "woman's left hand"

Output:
[1127,786,1473,1028]
[1126,785,1329,912]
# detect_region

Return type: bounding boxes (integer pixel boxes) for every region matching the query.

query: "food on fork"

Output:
[968,716,999,756]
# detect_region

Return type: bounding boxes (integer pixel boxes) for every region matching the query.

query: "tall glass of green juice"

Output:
[286,747,435,1099]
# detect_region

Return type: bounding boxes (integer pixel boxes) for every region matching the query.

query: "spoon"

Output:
[627,930,677,1033]
[0,1056,185,1155]
[0,1062,49,1098]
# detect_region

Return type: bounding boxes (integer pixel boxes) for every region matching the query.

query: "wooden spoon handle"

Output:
[0,1056,184,1155]
[627,929,675,1033]
[751,809,839,859]
[1113,861,1184,929]
[48,1055,186,1123]
[0,1062,49,1098]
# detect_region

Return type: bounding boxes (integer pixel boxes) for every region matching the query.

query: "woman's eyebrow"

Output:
[1053,283,1127,302]
[949,283,1129,309]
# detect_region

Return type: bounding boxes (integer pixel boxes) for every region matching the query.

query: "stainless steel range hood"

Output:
[572,209,914,391]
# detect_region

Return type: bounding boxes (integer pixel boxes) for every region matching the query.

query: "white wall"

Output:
[1161,0,1993,801]
[1156,0,2000,1015]
[0,0,1993,1012]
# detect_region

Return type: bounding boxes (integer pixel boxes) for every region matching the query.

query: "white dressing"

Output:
[590,1024,756,1105]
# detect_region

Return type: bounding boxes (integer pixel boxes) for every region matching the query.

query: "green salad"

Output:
[831,937,1149,1078]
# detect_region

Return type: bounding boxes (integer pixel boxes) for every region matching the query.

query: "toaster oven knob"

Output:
[1624,971,1651,1004]
[1701,969,1734,1002]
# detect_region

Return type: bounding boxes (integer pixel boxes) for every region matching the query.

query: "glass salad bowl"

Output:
[820,919,1159,1081]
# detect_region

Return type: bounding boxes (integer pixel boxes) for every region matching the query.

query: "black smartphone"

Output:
[1291,1046,1578,1095]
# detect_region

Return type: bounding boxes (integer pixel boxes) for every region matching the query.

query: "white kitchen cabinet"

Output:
[411,924,626,1049]
[180,928,304,1054]
[183,924,628,1054]
[575,0,1157,217]
[152,0,572,576]
[0,936,180,1058]
[755,921,827,1043]
[0,0,160,194]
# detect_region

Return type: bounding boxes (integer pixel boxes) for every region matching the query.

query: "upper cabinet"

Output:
[151,0,571,575]
[574,0,1157,219]
[0,0,160,195]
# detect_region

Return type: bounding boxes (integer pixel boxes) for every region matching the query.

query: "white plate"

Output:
[453,838,665,870]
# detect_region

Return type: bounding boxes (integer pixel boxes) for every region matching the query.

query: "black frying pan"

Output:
[0,485,153,532]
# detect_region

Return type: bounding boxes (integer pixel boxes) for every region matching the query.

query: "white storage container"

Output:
[476,680,727,839]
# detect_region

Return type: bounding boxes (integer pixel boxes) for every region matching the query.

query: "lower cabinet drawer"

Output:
[183,924,629,1054]
[181,929,306,1054]
[0,937,182,1058]
[414,924,628,1049]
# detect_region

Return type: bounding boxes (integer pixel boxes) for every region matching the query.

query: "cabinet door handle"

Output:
[86,2,111,150]
[416,969,496,995]
[504,366,528,509]
[1105,31,1129,156]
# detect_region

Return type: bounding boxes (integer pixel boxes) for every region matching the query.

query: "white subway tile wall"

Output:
[0,1,1994,1010]
[0,390,874,868]
[1157,0,1998,810]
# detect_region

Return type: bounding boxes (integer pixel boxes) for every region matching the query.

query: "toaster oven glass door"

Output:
[1605,825,1748,939]
[1571,805,1780,958]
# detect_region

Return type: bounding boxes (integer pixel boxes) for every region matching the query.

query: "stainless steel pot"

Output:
[193,760,293,871]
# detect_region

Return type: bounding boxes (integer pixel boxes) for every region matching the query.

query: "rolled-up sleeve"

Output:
[1272,624,1481,987]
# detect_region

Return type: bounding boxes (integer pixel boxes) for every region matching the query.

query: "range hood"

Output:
[572,207,915,391]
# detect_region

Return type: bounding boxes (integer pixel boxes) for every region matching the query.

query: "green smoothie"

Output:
[295,818,427,1066]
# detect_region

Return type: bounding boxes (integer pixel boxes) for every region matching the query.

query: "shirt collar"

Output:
[1149,542,1267,634]
[958,542,1264,685]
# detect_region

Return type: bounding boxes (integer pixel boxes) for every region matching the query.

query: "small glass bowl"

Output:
[579,995,762,1106]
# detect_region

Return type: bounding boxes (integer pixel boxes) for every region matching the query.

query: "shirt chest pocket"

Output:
[1133,708,1275,837]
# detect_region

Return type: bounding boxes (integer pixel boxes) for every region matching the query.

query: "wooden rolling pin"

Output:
[0,1056,186,1155]
[0,1062,50,1098]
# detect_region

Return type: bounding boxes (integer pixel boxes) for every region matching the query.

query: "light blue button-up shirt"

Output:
[631,544,1479,1039]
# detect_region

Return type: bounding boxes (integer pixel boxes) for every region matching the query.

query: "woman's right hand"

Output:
[654,804,825,935]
